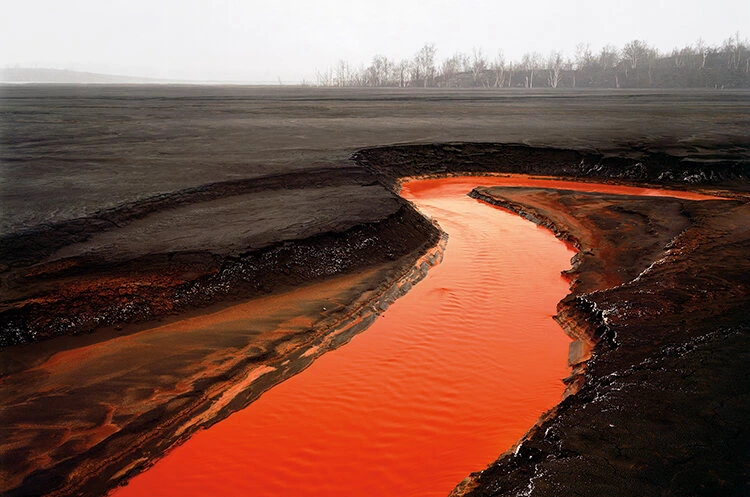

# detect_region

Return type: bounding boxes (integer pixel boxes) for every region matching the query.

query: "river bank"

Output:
[454,186,749,497]
[0,229,446,497]
[2,131,748,496]
[111,176,575,497]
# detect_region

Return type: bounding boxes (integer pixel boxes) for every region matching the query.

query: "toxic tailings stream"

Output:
[114,176,712,497]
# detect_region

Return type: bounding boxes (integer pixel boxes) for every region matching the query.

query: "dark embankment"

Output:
[2,136,748,497]
[452,186,750,497]
[5,140,747,348]
[352,144,749,495]
[0,221,444,497]
[353,142,750,190]
[3,86,749,496]
[0,166,439,347]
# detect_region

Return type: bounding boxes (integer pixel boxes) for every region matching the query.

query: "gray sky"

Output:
[2,0,748,82]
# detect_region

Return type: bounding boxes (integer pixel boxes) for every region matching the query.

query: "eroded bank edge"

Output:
[447,186,747,496]
[14,221,448,497]
[6,142,747,348]
[6,141,748,496]
[352,143,750,497]
[393,178,595,497]
[353,142,750,192]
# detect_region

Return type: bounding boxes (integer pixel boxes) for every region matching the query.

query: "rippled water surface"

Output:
[115,177,585,496]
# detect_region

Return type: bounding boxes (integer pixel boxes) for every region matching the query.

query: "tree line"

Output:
[315,33,750,89]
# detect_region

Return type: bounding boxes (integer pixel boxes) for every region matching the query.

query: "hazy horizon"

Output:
[2,0,748,83]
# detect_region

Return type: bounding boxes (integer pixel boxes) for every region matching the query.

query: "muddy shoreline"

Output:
[1,230,447,497]
[0,167,439,347]
[454,186,749,496]
[4,142,747,347]
[353,142,750,191]
[2,139,749,496]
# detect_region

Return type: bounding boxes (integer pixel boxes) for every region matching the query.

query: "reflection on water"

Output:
[115,177,580,497]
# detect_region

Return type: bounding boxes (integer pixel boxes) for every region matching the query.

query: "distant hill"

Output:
[0,68,170,84]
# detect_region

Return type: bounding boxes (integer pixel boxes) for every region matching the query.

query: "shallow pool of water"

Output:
[114,177,640,496]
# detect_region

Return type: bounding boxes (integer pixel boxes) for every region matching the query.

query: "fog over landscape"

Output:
[2,0,748,83]
[2,2,750,497]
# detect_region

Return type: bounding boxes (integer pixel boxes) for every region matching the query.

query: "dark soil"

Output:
[354,142,750,189]
[453,187,750,497]
[3,87,748,346]
[0,167,437,346]
[3,87,749,236]
[1,86,748,497]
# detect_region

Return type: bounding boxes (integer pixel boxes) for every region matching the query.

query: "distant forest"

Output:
[316,33,750,89]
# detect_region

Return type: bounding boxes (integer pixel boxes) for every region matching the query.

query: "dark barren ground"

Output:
[1,86,749,497]
[460,187,750,496]
[3,86,749,235]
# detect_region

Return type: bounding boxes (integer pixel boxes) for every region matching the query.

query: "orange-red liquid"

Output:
[115,177,707,497]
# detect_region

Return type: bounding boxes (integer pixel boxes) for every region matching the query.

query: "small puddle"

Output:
[114,176,709,496]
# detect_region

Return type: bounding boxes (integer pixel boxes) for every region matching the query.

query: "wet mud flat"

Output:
[1,86,749,496]
[111,176,576,497]
[3,87,749,236]
[454,186,749,497]
[3,87,749,346]
[0,191,442,496]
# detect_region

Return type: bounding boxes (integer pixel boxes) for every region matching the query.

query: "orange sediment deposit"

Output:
[446,183,749,497]
[113,177,577,497]
[0,263,438,496]
[4,173,745,497]
[115,175,740,497]
[396,174,721,201]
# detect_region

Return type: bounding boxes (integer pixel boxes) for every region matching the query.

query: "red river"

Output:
[114,176,713,497]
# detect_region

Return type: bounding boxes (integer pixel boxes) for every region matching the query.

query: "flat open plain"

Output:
[3,86,749,234]
[0,86,748,497]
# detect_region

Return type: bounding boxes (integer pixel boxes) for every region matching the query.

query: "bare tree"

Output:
[315,67,333,86]
[365,55,391,87]
[598,45,619,70]
[646,47,659,86]
[507,61,514,87]
[490,51,506,88]
[723,32,745,70]
[470,48,488,86]
[622,40,650,70]
[413,43,437,87]
[408,59,421,86]
[334,59,350,87]
[350,64,367,87]
[520,52,541,88]
[598,45,620,87]
[547,51,563,88]
[563,57,574,87]
[695,38,709,69]
[395,59,409,87]
[572,43,593,88]
[672,45,694,68]
[440,53,464,87]
[575,43,594,68]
